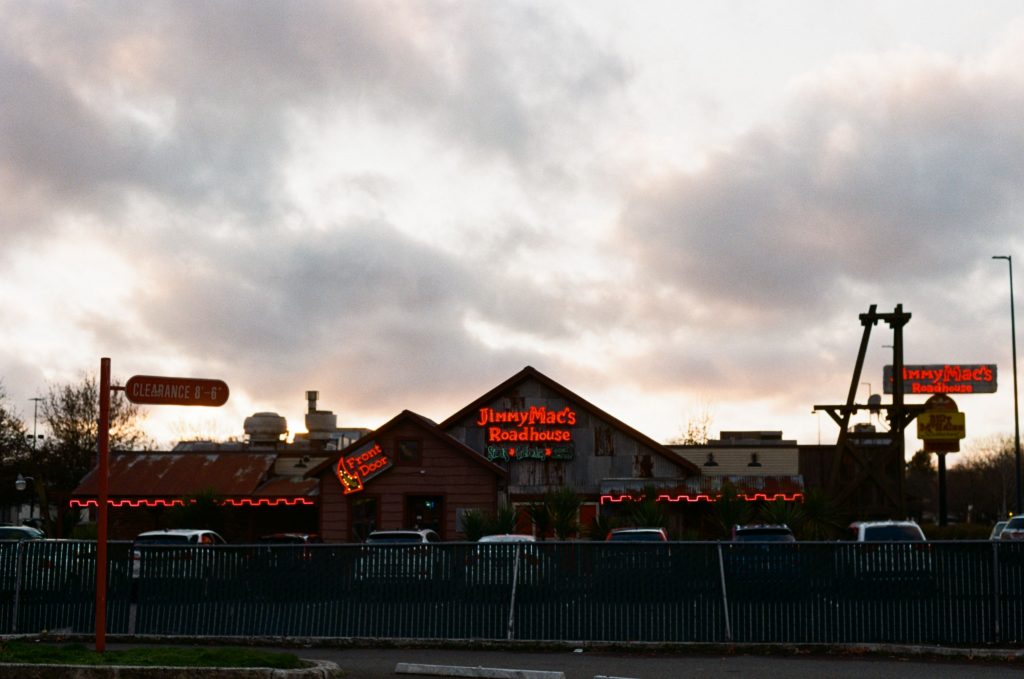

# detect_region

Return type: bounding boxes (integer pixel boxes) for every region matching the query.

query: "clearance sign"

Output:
[335,441,392,494]
[478,406,577,462]
[883,364,997,394]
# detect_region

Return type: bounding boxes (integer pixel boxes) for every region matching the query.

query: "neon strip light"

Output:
[69,497,315,509]
[599,492,804,505]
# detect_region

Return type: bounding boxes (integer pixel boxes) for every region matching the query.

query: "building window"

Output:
[748,453,762,468]
[397,438,422,464]
[704,453,719,467]
[594,425,614,456]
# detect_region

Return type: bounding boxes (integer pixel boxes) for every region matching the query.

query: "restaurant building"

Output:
[73,367,806,541]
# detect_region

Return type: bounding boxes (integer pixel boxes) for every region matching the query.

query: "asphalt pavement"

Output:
[102,641,1024,679]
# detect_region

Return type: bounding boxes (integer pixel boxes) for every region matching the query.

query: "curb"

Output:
[0,658,342,679]
[396,663,565,679]
[9,633,1024,664]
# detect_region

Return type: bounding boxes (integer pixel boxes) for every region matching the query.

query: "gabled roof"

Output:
[305,409,508,480]
[439,365,700,475]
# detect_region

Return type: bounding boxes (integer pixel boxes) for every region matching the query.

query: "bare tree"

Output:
[29,374,152,535]
[0,383,31,511]
[669,399,715,445]
[946,435,1015,524]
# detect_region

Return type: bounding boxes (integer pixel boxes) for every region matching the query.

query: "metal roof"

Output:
[72,451,314,498]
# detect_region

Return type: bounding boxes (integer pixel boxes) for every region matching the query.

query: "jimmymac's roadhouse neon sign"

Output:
[477,406,577,462]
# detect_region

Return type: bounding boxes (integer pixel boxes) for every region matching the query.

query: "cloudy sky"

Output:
[2,1,1023,458]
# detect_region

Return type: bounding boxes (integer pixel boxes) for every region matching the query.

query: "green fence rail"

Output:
[1,540,1021,643]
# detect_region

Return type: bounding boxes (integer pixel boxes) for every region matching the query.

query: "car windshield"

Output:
[608,531,663,542]
[863,525,923,541]
[1006,517,1024,530]
[0,527,43,540]
[366,534,424,544]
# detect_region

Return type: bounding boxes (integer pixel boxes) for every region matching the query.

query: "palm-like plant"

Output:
[758,499,805,531]
[492,504,521,534]
[547,487,582,540]
[460,508,489,541]
[629,485,668,529]
[713,480,753,538]
[797,489,844,540]
[525,502,552,540]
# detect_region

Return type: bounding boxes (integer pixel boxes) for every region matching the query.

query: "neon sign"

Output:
[478,406,577,461]
[883,364,997,394]
[336,442,392,494]
[69,497,315,508]
[599,492,803,505]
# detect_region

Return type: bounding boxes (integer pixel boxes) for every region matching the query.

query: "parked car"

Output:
[724,524,801,587]
[258,532,321,544]
[841,520,933,596]
[365,529,440,544]
[999,516,1024,541]
[355,529,448,582]
[465,534,552,588]
[990,521,1008,540]
[605,527,668,542]
[247,532,322,570]
[848,520,927,542]
[477,534,536,543]
[0,524,45,541]
[731,524,796,542]
[131,528,226,579]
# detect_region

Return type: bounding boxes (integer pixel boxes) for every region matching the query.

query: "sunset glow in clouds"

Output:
[1,1,1023,457]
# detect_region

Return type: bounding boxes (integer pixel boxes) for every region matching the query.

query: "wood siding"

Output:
[319,419,500,542]
[444,376,689,498]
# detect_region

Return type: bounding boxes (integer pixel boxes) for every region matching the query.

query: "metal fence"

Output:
[1,539,1021,644]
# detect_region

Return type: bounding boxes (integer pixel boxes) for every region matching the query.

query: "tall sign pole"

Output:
[96,358,110,652]
[994,255,1021,515]
[92,364,228,652]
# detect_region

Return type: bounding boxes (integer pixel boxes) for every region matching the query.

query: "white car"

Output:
[848,520,926,542]
[356,529,447,581]
[843,520,932,593]
[999,516,1024,541]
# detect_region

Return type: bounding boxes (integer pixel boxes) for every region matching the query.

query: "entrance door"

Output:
[350,496,378,542]
[405,495,444,536]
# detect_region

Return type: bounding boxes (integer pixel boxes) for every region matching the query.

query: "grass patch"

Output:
[0,641,304,669]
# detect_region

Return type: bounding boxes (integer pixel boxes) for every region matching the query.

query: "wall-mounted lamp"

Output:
[15,473,33,492]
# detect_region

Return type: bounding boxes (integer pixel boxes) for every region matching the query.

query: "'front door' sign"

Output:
[125,375,229,407]
[336,441,392,494]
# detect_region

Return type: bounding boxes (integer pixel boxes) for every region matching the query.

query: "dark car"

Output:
[0,524,45,541]
[258,532,320,544]
[131,529,226,579]
[605,527,668,542]
[725,524,801,590]
[731,524,796,542]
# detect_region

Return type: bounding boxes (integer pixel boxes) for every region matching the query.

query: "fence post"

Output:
[11,541,26,633]
[716,543,732,642]
[992,540,1001,644]
[506,545,521,641]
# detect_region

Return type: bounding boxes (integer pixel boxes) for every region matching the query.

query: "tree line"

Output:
[0,376,150,537]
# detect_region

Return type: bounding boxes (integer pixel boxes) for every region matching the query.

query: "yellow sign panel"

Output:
[917,411,966,440]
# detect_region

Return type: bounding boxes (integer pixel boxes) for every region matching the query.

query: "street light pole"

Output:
[993,255,1022,515]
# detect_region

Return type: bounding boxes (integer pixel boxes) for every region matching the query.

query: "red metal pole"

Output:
[96,357,110,652]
